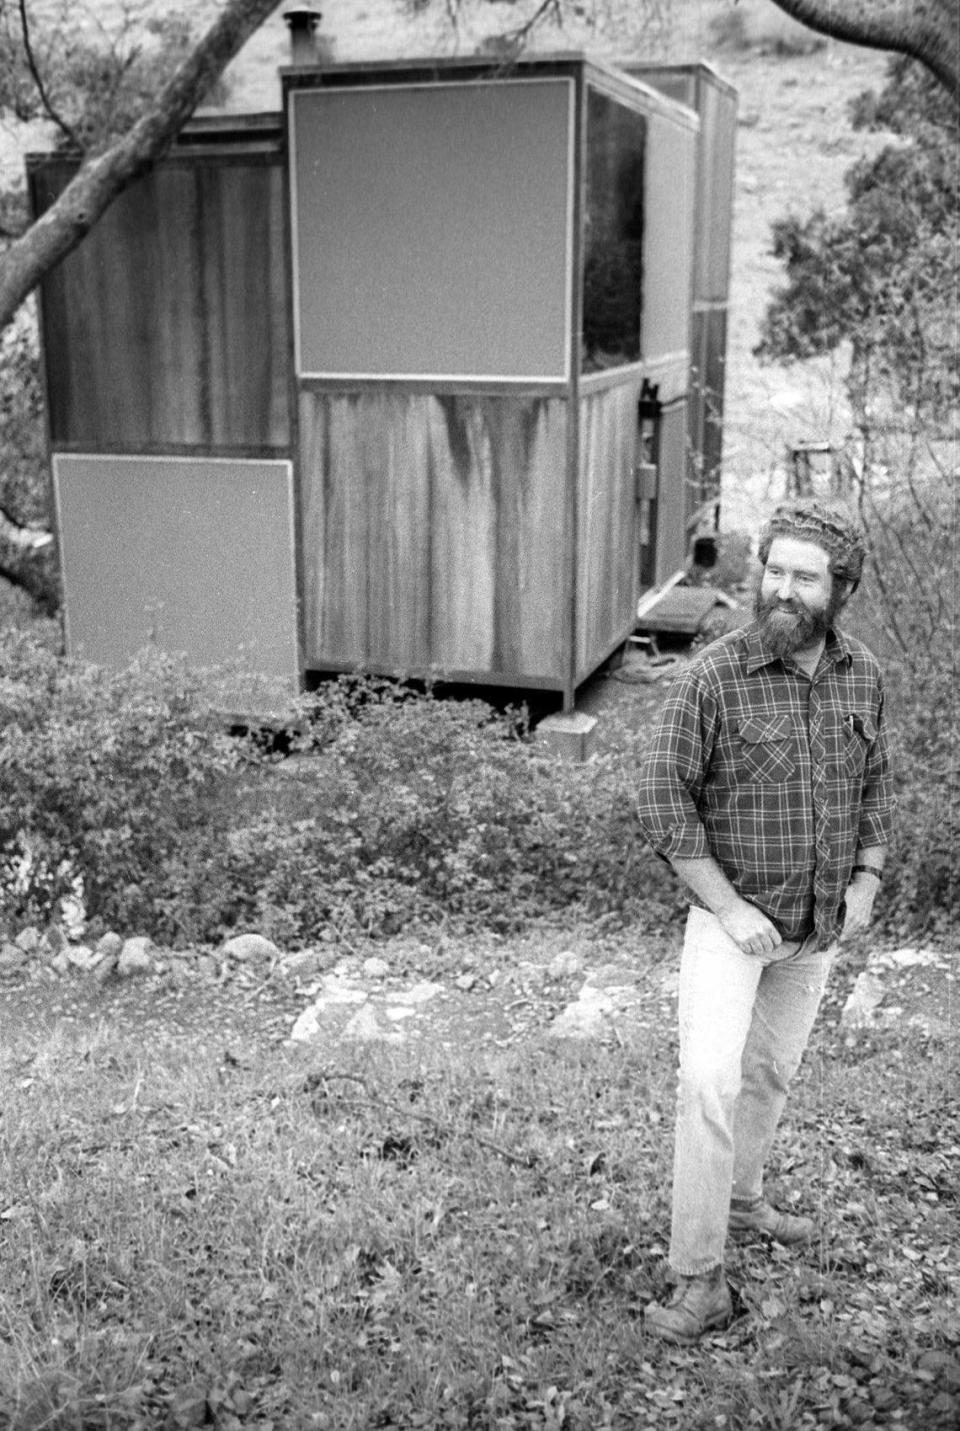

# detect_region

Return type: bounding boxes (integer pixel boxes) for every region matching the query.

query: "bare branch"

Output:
[17,0,81,149]
[764,1,959,109]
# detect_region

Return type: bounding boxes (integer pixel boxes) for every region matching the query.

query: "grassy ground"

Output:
[1,942,956,1431]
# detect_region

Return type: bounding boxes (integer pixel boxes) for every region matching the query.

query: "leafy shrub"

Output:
[873,652,957,943]
[0,632,239,933]
[1,634,951,948]
[155,688,684,946]
[0,643,686,946]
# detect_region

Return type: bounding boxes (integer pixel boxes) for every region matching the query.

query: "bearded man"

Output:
[637,498,894,1344]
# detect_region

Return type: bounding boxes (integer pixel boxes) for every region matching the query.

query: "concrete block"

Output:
[535,711,598,763]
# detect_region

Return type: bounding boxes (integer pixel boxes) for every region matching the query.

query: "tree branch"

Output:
[765,1,960,109]
[0,0,282,333]
[17,0,81,149]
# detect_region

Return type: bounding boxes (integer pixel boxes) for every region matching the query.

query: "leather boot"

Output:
[728,1197,814,1245]
[644,1266,733,1344]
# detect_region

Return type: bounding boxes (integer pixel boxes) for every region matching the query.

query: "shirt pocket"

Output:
[840,712,877,780]
[737,714,796,783]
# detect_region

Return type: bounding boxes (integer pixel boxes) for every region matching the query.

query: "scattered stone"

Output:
[277,949,328,979]
[0,943,28,977]
[93,955,117,984]
[393,981,443,1006]
[585,962,630,989]
[117,937,156,979]
[95,932,124,961]
[194,954,219,980]
[455,972,478,992]
[548,950,585,980]
[840,971,886,1028]
[343,1005,388,1041]
[41,924,68,957]
[363,956,390,980]
[869,946,946,972]
[288,1005,323,1042]
[316,974,369,1005]
[51,949,73,976]
[548,985,615,1039]
[841,947,951,1032]
[14,926,42,954]
[221,933,281,965]
[66,944,101,972]
[164,959,192,989]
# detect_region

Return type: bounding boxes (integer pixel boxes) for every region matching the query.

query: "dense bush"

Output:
[0,632,239,933]
[0,632,952,948]
[879,663,957,942]
[150,684,683,946]
[0,641,683,945]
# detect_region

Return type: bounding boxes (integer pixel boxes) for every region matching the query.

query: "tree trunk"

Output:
[766,1,960,109]
[0,0,282,334]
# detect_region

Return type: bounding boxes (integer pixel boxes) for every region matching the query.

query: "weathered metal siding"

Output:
[32,156,291,453]
[298,391,571,685]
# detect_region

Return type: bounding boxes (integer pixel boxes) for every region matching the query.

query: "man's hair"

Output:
[758,498,866,590]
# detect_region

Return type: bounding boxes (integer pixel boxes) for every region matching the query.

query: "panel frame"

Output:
[52,453,302,689]
[286,76,577,385]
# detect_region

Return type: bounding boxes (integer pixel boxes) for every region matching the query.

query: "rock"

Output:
[95,932,124,961]
[548,986,614,1039]
[869,947,945,972]
[14,926,42,954]
[221,933,281,965]
[585,962,631,990]
[362,956,390,980]
[840,971,886,1028]
[51,949,72,976]
[343,1005,388,1042]
[41,924,68,957]
[316,974,369,1005]
[162,957,191,988]
[65,944,101,972]
[393,981,443,1006]
[117,937,156,979]
[289,1005,323,1043]
[93,955,117,984]
[455,972,478,992]
[0,943,28,977]
[277,949,328,979]
[548,950,585,980]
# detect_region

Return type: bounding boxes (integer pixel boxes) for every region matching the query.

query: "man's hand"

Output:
[717,899,783,956]
[840,875,879,941]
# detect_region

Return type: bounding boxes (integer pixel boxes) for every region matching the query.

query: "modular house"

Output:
[29,52,735,711]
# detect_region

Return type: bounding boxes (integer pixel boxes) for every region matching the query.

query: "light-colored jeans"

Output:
[669,905,836,1276]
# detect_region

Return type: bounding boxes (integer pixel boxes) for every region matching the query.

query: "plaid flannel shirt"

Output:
[637,621,895,946]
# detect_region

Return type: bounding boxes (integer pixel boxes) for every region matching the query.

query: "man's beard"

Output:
[754,587,839,658]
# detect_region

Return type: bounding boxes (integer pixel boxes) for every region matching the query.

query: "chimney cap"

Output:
[283,4,323,29]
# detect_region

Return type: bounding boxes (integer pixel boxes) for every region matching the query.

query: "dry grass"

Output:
[0,972,956,1429]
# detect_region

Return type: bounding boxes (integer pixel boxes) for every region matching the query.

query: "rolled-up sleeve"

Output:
[857,680,895,848]
[637,671,715,860]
